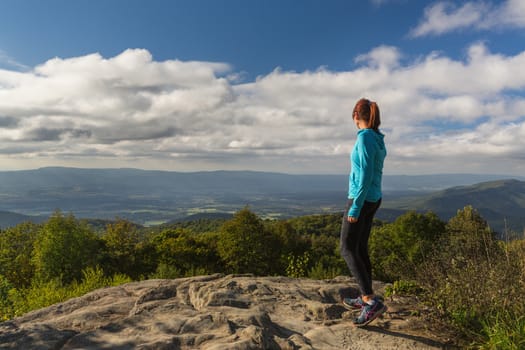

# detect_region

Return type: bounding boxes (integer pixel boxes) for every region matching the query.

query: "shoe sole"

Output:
[342,301,364,311]
[353,305,387,327]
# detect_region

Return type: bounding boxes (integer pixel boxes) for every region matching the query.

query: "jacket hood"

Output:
[359,128,385,149]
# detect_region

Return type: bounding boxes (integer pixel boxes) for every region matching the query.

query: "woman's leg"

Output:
[358,199,381,294]
[340,199,381,296]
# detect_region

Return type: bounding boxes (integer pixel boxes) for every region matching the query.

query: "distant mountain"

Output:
[0,167,349,225]
[0,211,45,229]
[383,179,525,234]
[382,174,521,194]
[0,167,523,231]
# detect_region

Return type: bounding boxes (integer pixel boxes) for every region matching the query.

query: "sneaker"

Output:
[353,298,387,327]
[342,296,366,310]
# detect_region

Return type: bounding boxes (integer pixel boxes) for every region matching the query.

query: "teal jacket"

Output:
[348,128,386,218]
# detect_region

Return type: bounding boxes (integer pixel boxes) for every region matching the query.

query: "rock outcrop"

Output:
[0,274,455,349]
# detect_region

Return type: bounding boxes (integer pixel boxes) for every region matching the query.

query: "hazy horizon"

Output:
[0,164,522,177]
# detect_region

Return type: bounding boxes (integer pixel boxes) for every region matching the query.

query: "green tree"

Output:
[278,214,346,279]
[103,218,142,279]
[309,234,345,276]
[267,220,310,275]
[134,239,159,279]
[217,207,279,275]
[0,222,40,288]
[444,205,500,267]
[369,211,446,281]
[32,211,103,284]
[153,228,219,275]
[287,213,341,237]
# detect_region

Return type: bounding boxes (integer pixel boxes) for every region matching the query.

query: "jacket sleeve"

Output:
[348,133,376,218]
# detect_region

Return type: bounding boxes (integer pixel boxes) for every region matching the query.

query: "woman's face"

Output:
[353,111,367,129]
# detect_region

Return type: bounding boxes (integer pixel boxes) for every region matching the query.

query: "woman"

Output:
[340,98,387,326]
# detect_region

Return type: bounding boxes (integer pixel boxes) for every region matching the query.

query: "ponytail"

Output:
[369,101,381,131]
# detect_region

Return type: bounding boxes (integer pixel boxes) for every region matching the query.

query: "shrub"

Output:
[369,211,445,282]
[151,263,184,279]
[0,275,15,321]
[15,278,70,316]
[308,261,342,280]
[286,252,310,278]
[70,266,131,296]
[384,280,422,298]
[478,313,525,350]
[2,267,131,320]
[472,239,525,349]
[415,206,525,345]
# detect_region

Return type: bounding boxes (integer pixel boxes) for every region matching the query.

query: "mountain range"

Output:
[381,179,525,234]
[0,167,523,233]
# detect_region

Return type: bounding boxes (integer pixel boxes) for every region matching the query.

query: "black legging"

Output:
[340,198,381,296]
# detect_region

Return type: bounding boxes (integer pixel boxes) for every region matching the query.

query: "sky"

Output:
[0,0,525,175]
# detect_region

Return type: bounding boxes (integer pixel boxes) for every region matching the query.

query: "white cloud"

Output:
[501,0,525,27]
[410,0,525,37]
[0,45,525,175]
[355,45,402,69]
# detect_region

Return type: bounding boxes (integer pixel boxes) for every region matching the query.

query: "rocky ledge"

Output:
[0,274,456,349]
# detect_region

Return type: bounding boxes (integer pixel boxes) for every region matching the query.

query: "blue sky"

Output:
[1,0,525,175]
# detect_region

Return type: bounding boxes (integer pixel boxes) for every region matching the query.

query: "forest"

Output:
[0,206,524,348]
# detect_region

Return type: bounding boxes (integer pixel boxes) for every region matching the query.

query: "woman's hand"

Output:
[347,216,358,223]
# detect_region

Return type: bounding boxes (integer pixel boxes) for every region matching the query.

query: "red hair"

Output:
[353,98,381,131]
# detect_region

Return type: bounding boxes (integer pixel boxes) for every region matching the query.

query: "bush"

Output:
[308,261,342,280]
[471,239,525,349]
[384,280,422,298]
[151,263,184,279]
[369,211,445,282]
[478,313,525,350]
[71,266,131,296]
[415,206,525,345]
[14,278,70,316]
[0,275,15,321]
[2,267,131,320]
[286,252,310,278]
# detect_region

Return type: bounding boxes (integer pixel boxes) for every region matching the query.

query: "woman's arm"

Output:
[348,133,376,219]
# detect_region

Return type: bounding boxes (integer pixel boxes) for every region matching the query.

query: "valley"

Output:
[0,167,523,233]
